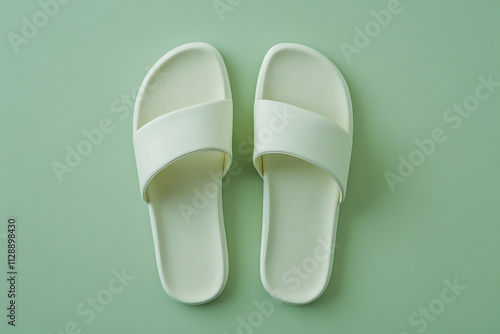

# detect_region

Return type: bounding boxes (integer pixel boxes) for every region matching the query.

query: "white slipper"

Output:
[253,43,353,304]
[133,43,232,304]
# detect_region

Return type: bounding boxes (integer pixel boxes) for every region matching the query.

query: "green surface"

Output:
[1,0,499,333]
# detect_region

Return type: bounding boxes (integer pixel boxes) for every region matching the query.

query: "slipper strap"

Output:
[253,99,352,202]
[133,99,232,202]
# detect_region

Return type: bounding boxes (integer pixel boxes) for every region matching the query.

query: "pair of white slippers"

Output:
[133,42,353,305]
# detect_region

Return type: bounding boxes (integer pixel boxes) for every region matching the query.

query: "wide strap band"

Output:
[133,99,232,202]
[252,99,352,202]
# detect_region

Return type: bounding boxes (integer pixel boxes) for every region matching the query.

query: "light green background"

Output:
[1,0,499,333]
